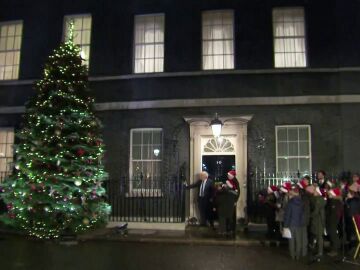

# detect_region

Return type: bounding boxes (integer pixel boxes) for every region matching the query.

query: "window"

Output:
[0,129,14,182]
[202,10,234,70]
[0,21,22,80]
[276,125,311,175]
[64,14,92,66]
[130,128,163,190]
[272,7,307,68]
[134,14,164,73]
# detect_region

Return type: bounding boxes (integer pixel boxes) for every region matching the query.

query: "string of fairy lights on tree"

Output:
[0,23,111,239]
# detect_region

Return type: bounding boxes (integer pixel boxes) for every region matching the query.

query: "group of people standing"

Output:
[185,170,240,237]
[264,171,360,260]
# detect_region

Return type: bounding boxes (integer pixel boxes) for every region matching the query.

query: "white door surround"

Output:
[184,115,253,221]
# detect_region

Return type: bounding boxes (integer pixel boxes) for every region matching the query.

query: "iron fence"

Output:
[247,168,345,222]
[106,177,185,223]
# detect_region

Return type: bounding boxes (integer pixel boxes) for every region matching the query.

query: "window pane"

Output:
[272,7,306,68]
[288,127,298,141]
[0,129,14,182]
[145,44,155,58]
[134,14,164,73]
[0,38,5,50]
[277,128,287,141]
[278,142,288,156]
[6,37,14,50]
[299,127,309,140]
[132,131,142,145]
[202,10,234,70]
[132,145,141,159]
[130,129,163,190]
[288,142,298,156]
[278,158,288,172]
[299,142,309,156]
[289,158,299,172]
[299,158,310,173]
[276,125,311,175]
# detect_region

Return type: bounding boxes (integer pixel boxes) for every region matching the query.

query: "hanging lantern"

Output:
[210,113,223,138]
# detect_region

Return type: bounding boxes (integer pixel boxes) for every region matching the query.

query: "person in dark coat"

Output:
[264,187,278,238]
[326,187,343,257]
[283,188,306,260]
[308,186,327,259]
[225,170,240,234]
[298,178,311,256]
[214,184,238,236]
[345,188,360,245]
[185,171,215,227]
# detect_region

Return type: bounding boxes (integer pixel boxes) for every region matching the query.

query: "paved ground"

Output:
[0,236,359,270]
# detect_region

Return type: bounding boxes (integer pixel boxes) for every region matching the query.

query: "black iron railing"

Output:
[106,178,185,223]
[247,168,344,222]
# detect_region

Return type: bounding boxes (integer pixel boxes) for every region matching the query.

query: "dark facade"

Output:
[1,0,360,221]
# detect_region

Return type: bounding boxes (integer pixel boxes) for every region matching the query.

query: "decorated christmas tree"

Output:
[0,26,111,239]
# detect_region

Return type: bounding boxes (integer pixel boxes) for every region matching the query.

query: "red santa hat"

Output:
[297,179,309,189]
[227,170,236,177]
[267,185,278,193]
[329,187,341,197]
[267,185,279,198]
[280,182,292,193]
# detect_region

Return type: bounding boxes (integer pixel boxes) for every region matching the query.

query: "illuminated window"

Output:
[202,10,234,70]
[64,14,92,67]
[134,14,165,73]
[0,128,14,182]
[130,128,162,190]
[276,125,311,175]
[0,21,22,80]
[273,7,307,68]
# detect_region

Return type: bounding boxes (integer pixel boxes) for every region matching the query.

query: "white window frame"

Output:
[0,20,23,80]
[133,13,165,74]
[63,14,92,67]
[129,128,163,196]
[202,9,235,70]
[0,128,14,182]
[275,125,312,176]
[272,7,307,68]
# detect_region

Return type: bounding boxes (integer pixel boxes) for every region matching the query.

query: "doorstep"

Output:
[107,222,186,231]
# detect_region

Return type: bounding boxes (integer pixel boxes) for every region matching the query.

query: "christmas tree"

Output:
[0,26,111,239]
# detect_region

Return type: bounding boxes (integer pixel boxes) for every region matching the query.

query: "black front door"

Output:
[202,155,235,183]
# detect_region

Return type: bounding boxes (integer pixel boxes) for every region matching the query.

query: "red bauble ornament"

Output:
[96,140,101,146]
[77,148,85,157]
[8,213,16,219]
[30,184,36,191]
[6,203,13,210]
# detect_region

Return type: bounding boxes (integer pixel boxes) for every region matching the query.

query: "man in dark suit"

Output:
[185,171,215,227]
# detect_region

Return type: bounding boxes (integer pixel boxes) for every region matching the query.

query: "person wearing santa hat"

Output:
[276,182,292,234]
[316,170,326,187]
[297,177,310,190]
[283,188,306,260]
[215,170,240,237]
[326,187,343,257]
[226,170,240,200]
[309,185,327,260]
[265,185,279,238]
